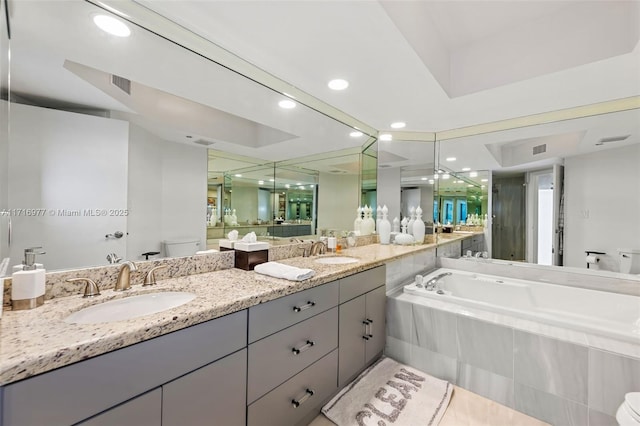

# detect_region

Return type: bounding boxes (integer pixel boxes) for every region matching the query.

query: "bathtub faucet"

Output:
[425,272,452,291]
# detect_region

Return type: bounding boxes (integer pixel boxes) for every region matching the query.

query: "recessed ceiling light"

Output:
[467,184,473,187]
[258,180,264,185]
[278,100,296,109]
[379,134,392,141]
[462,167,471,172]
[429,180,434,184]
[469,172,478,177]
[285,184,290,188]
[481,178,488,182]
[390,122,406,129]
[93,15,131,37]
[421,177,427,181]
[442,174,450,179]
[296,182,302,185]
[310,184,314,188]
[268,178,275,182]
[446,157,456,162]
[234,174,242,178]
[328,79,349,90]
[350,131,363,138]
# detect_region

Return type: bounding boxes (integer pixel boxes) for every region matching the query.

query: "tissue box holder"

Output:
[218,239,235,251]
[233,242,269,270]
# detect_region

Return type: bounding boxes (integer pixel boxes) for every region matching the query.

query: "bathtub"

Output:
[404,268,640,344]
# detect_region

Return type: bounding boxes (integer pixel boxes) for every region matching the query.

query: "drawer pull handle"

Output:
[293,301,316,313]
[362,319,373,339]
[292,340,315,355]
[292,388,315,408]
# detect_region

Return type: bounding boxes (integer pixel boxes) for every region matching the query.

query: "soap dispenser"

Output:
[11,247,46,310]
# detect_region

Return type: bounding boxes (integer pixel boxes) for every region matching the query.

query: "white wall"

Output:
[128,124,207,260]
[377,167,402,221]
[564,144,640,271]
[9,103,129,270]
[317,172,359,233]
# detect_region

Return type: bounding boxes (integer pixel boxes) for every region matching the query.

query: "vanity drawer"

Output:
[248,280,339,343]
[248,307,338,403]
[339,265,385,303]
[247,349,338,426]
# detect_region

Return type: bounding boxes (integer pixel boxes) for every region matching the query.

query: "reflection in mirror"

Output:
[278,148,365,236]
[0,0,9,269]
[361,140,378,212]
[3,0,370,271]
[433,170,489,228]
[378,139,436,243]
[436,107,640,274]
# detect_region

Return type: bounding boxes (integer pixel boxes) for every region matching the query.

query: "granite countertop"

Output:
[0,242,435,385]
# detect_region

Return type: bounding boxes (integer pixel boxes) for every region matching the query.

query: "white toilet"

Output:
[618,249,640,274]
[163,238,200,257]
[617,392,640,425]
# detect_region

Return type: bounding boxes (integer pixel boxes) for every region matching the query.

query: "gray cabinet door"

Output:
[338,295,366,387]
[162,349,247,426]
[80,389,161,426]
[365,286,386,363]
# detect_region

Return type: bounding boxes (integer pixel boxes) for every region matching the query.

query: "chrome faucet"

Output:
[115,261,137,291]
[309,241,327,256]
[425,272,451,292]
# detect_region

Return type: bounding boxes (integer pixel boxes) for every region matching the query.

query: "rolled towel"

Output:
[254,262,315,281]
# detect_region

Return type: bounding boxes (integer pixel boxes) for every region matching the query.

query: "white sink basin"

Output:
[314,256,359,265]
[65,292,197,324]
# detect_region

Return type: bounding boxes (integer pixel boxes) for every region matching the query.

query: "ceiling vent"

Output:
[596,135,630,146]
[111,74,131,95]
[194,139,215,146]
[532,144,547,155]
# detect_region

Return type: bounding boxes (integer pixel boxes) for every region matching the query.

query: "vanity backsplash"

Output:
[3,251,235,309]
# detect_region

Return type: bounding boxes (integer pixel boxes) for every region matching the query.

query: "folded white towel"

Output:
[254,262,315,281]
[241,231,257,243]
[195,249,218,255]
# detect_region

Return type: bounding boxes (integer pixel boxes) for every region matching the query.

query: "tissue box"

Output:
[233,242,269,270]
[218,239,235,251]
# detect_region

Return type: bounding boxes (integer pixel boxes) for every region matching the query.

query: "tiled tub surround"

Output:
[440,256,640,297]
[0,241,437,385]
[387,272,640,426]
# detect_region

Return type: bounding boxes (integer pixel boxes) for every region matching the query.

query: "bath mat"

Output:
[322,357,452,426]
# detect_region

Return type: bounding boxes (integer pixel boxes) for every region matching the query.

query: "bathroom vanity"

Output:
[0,243,411,426]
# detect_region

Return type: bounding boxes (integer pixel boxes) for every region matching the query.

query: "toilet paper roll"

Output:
[586,254,599,264]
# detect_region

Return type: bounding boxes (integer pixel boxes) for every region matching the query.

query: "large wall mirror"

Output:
[435,107,640,274]
[377,138,436,240]
[0,0,374,271]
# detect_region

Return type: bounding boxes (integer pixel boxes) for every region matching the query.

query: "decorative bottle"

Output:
[407,206,416,236]
[376,205,382,234]
[379,205,391,244]
[413,206,425,244]
[392,217,400,233]
[361,205,375,236]
[354,207,363,235]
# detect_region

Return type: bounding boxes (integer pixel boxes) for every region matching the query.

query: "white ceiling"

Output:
[6,0,640,173]
[138,0,640,131]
